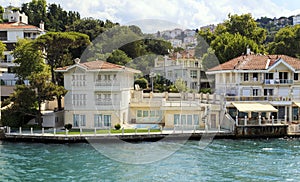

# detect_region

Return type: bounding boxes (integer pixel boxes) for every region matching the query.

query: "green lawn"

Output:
[56,128,161,135]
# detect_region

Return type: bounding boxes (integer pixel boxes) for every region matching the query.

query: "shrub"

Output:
[64,123,72,130]
[134,78,148,89]
[114,123,121,130]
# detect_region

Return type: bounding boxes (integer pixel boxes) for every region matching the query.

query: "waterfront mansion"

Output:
[56,59,232,131]
[206,54,300,125]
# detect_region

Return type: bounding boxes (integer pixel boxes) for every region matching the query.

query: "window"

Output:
[190,70,197,79]
[174,114,180,125]
[103,115,111,127]
[253,73,258,81]
[190,82,198,89]
[244,73,249,81]
[0,31,7,41]
[5,43,16,51]
[94,114,103,127]
[194,115,199,125]
[279,72,288,80]
[143,111,149,117]
[253,89,259,96]
[150,111,156,117]
[24,32,31,38]
[167,71,172,77]
[294,73,299,81]
[137,110,142,117]
[174,114,199,126]
[266,73,274,79]
[187,115,193,125]
[72,94,87,106]
[137,110,163,123]
[264,89,274,96]
[95,93,111,105]
[104,75,111,81]
[97,74,102,81]
[73,114,86,127]
[181,115,186,125]
[72,74,86,87]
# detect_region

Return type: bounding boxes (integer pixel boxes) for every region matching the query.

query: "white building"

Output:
[3,6,28,24]
[152,51,209,92]
[0,8,45,99]
[169,38,182,48]
[293,14,300,25]
[206,54,300,125]
[56,60,141,128]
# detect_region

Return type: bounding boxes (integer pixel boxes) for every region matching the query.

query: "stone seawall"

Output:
[235,125,288,138]
[2,132,236,143]
[0,129,5,140]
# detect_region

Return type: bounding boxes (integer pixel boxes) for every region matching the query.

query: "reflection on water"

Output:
[0,139,300,181]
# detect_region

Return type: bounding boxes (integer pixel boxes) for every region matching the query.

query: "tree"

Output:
[29,67,66,126]
[201,48,220,70]
[196,13,266,63]
[224,13,267,44]
[107,49,132,66]
[175,79,188,93]
[134,78,148,89]
[0,6,4,23]
[13,39,44,81]
[267,25,300,58]
[144,39,172,55]
[0,41,6,59]
[21,0,80,31]
[67,17,106,41]
[21,0,47,26]
[1,85,37,127]
[34,32,90,109]
[34,32,90,82]
[211,32,260,63]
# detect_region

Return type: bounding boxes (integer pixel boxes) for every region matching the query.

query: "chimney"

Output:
[39,21,44,30]
[246,47,251,55]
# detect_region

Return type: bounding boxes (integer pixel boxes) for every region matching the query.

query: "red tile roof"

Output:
[208,54,300,71]
[0,22,41,30]
[56,60,140,73]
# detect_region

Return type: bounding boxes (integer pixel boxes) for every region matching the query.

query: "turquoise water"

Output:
[1,139,300,181]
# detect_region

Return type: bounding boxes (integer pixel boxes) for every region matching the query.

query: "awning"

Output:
[232,102,278,112]
[294,102,300,107]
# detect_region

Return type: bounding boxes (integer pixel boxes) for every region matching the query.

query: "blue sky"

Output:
[1,0,300,32]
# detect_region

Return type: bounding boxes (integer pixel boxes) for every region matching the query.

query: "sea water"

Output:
[0,139,300,181]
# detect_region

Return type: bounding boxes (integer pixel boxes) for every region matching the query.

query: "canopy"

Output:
[294,102,300,107]
[232,102,278,112]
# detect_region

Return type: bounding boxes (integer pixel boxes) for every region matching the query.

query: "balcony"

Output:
[226,96,292,102]
[94,80,120,91]
[95,99,112,106]
[264,79,293,85]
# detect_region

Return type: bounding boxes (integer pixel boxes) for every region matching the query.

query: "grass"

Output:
[56,128,161,135]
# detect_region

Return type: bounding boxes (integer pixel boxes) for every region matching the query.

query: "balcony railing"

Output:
[264,79,293,84]
[226,96,293,102]
[95,99,112,105]
[95,80,120,87]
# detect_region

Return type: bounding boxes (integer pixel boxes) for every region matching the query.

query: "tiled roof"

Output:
[0,22,41,30]
[208,54,300,71]
[56,60,140,73]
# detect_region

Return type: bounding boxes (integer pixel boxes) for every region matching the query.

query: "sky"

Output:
[1,0,300,32]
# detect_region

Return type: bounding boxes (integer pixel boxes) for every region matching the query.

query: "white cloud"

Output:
[1,0,300,32]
